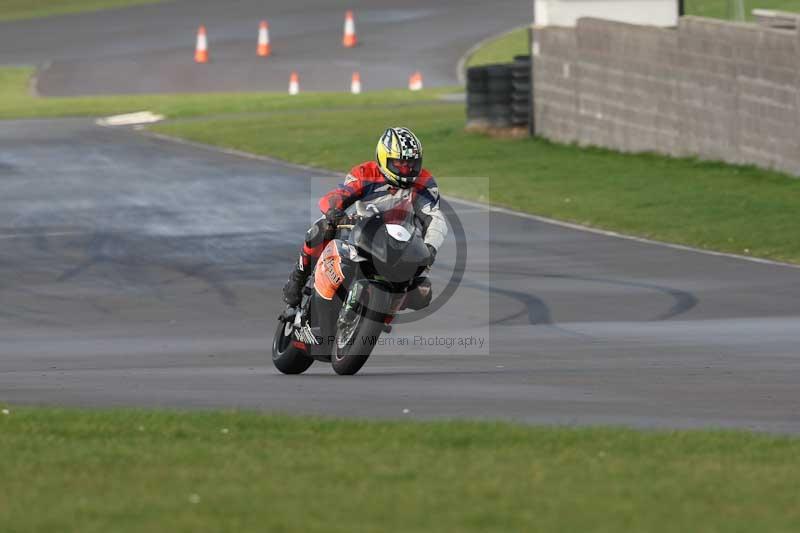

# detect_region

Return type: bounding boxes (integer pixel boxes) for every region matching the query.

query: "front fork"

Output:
[339,279,399,334]
[338,279,368,329]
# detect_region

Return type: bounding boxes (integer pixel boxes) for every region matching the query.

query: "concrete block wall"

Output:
[532,16,800,176]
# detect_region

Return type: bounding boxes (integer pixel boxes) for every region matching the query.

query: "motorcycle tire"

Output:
[467,92,489,106]
[511,68,530,81]
[467,78,488,92]
[331,284,391,376]
[272,317,314,374]
[511,92,530,104]
[488,79,513,94]
[486,64,512,80]
[512,79,530,93]
[466,66,488,83]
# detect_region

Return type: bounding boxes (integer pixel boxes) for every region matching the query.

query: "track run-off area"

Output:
[1,0,799,433]
[2,118,800,432]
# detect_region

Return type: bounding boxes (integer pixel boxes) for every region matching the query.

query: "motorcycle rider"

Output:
[283,126,447,307]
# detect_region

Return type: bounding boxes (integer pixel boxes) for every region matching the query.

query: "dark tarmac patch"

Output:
[2,118,800,433]
[0,0,531,95]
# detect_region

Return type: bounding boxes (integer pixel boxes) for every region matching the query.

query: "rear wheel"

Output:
[272,317,314,374]
[331,284,391,375]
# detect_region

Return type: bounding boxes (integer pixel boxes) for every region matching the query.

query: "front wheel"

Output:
[331,283,391,375]
[272,317,314,375]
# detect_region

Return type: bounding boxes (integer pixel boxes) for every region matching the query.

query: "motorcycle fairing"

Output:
[294,239,353,360]
[314,241,346,300]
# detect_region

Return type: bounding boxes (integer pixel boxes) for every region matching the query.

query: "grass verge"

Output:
[687,0,800,19]
[152,103,800,263]
[465,27,529,68]
[0,0,168,22]
[1,407,799,532]
[0,67,452,120]
[2,66,799,262]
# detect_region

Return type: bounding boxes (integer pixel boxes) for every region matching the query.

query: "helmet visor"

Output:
[387,157,421,179]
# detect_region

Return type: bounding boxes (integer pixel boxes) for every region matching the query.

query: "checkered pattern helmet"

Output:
[375,127,423,188]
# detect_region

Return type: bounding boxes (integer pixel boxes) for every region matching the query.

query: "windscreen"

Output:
[349,196,418,264]
[351,195,415,227]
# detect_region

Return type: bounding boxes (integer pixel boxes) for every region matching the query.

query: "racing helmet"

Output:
[375,127,423,188]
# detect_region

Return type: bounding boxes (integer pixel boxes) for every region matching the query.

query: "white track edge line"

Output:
[0,231,85,240]
[142,130,339,177]
[141,129,800,271]
[447,196,800,270]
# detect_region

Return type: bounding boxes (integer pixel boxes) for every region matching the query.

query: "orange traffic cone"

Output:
[257,20,271,57]
[350,71,362,94]
[342,10,357,48]
[289,71,300,95]
[408,71,423,91]
[194,25,209,63]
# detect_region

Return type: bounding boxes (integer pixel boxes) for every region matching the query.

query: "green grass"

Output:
[1,407,800,532]
[687,0,800,19]
[0,67,452,120]
[3,65,800,263]
[0,0,169,21]
[465,27,529,68]
[152,103,800,263]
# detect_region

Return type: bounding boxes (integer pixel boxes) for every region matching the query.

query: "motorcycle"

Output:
[272,202,434,375]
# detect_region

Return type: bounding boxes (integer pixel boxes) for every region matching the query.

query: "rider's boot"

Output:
[284,220,329,307]
[282,254,316,307]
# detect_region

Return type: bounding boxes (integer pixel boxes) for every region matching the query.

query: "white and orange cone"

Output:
[408,71,423,91]
[342,10,357,48]
[194,25,209,63]
[350,71,362,94]
[288,71,300,95]
[257,20,271,57]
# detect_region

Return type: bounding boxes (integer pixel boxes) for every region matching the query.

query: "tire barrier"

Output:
[466,54,531,131]
[487,65,512,128]
[510,55,531,128]
[465,65,489,127]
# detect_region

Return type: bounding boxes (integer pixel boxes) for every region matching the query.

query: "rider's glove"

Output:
[325,207,346,226]
[425,244,437,267]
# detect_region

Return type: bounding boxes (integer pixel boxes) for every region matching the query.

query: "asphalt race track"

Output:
[0,0,531,95]
[1,1,800,432]
[2,119,800,432]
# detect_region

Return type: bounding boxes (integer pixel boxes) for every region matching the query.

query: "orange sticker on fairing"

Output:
[314,241,345,300]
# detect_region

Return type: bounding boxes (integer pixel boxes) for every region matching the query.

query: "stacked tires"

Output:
[466,66,489,128]
[465,55,531,131]
[487,64,513,128]
[510,55,531,128]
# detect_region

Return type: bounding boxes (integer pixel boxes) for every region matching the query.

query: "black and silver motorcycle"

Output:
[272,203,433,375]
